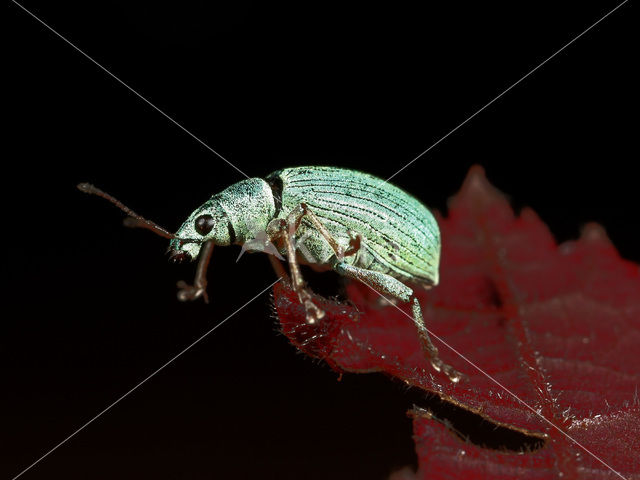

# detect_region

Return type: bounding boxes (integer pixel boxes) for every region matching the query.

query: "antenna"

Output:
[77,183,175,239]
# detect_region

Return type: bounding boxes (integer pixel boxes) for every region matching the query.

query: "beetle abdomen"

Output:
[267,167,440,285]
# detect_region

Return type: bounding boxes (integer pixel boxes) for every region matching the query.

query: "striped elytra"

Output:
[266,167,440,285]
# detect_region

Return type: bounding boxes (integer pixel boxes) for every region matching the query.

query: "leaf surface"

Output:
[273,166,640,479]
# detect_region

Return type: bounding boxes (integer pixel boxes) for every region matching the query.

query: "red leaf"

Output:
[274,166,640,479]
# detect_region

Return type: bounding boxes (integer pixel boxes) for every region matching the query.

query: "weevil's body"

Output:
[171,167,440,287]
[81,166,463,382]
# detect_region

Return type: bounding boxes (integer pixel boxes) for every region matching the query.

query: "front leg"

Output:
[176,241,214,303]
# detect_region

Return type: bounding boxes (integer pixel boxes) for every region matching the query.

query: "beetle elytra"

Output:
[79,166,465,382]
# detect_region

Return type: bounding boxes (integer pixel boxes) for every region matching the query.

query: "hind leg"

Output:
[334,262,465,382]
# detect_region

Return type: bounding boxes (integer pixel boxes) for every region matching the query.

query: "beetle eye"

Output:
[194,214,214,236]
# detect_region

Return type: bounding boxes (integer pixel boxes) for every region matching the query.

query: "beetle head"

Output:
[169,200,230,261]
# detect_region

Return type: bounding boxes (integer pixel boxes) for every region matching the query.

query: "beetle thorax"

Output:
[215,178,276,244]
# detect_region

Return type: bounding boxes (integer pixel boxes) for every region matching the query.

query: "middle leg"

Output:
[266,204,363,324]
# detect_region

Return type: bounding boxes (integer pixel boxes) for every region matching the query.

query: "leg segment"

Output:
[279,228,325,323]
[267,215,322,324]
[334,262,465,382]
[266,203,362,324]
[287,203,350,259]
[334,262,412,301]
[176,240,214,303]
[410,297,466,383]
[280,203,362,260]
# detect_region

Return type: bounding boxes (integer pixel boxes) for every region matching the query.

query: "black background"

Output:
[5,1,637,479]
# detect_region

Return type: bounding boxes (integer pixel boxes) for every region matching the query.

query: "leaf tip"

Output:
[461,164,489,194]
[448,165,510,214]
[580,222,612,246]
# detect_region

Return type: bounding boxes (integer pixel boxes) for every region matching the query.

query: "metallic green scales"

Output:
[267,167,440,286]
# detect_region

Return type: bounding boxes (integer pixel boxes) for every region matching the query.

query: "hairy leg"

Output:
[334,261,465,382]
[266,204,362,324]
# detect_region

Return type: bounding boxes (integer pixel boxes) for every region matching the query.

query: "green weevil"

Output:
[79,166,464,382]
